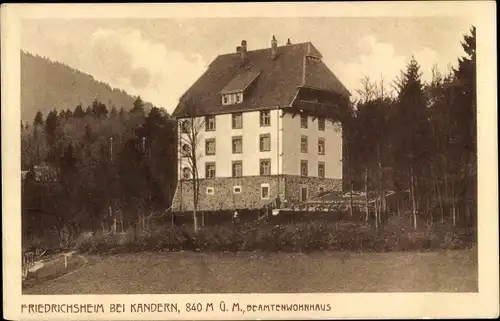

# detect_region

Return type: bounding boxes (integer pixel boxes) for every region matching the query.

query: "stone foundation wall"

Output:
[283,175,342,203]
[171,176,285,211]
[171,175,342,211]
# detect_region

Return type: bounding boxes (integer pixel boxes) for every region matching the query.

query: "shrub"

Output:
[75,219,477,255]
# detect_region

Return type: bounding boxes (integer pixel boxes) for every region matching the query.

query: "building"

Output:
[171,36,351,211]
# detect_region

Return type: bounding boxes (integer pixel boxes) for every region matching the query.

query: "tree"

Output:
[179,101,204,233]
[74,104,85,118]
[45,109,59,146]
[131,96,145,117]
[119,107,126,119]
[33,111,44,126]
[110,105,118,118]
[351,76,393,230]
[392,57,429,230]
[133,107,177,228]
[84,124,94,144]
[447,25,477,226]
[91,99,109,118]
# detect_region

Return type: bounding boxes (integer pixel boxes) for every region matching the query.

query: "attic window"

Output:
[222,92,243,105]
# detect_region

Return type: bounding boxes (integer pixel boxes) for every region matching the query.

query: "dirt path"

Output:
[22,251,87,289]
[23,249,478,294]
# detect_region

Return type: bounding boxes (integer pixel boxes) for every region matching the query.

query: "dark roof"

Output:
[221,71,260,94]
[172,42,350,118]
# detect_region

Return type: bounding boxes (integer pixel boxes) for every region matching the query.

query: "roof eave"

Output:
[298,85,351,98]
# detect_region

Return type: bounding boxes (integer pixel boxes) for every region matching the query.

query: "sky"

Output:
[21,17,473,113]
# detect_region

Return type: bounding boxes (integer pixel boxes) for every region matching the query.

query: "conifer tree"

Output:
[74,104,85,118]
[392,57,428,230]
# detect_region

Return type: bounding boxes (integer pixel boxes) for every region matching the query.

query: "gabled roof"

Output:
[172,42,350,118]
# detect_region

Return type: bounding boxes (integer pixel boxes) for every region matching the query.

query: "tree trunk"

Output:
[443,167,451,222]
[364,166,369,222]
[433,165,445,224]
[410,164,417,230]
[465,201,470,223]
[377,143,384,225]
[193,208,198,232]
[452,199,457,227]
[378,172,383,225]
[192,174,199,233]
[349,182,354,219]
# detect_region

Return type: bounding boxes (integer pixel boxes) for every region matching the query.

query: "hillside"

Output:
[21,51,153,121]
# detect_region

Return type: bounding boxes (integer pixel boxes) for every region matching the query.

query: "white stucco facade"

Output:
[281,113,343,179]
[177,109,342,181]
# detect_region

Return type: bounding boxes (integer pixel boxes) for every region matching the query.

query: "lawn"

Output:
[23,248,477,294]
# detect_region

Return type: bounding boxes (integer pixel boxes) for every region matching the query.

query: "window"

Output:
[300,186,308,202]
[236,93,242,103]
[232,136,243,154]
[205,116,216,131]
[232,113,243,129]
[180,120,190,133]
[318,138,325,155]
[222,95,229,105]
[318,162,325,178]
[181,144,191,157]
[232,161,243,177]
[260,111,271,127]
[318,117,325,131]
[300,160,308,177]
[300,115,308,128]
[260,159,271,176]
[233,186,242,194]
[182,167,190,179]
[206,187,215,195]
[259,134,271,152]
[205,139,216,155]
[261,183,270,199]
[300,136,308,153]
[205,162,216,178]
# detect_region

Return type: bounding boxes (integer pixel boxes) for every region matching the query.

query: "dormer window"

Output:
[221,71,260,106]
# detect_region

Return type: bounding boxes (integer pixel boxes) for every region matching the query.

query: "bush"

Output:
[75,218,476,255]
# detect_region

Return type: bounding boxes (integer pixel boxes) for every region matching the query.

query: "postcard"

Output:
[2,2,498,320]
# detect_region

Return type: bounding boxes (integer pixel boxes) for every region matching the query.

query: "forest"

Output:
[21,26,476,248]
[21,97,177,246]
[344,26,476,230]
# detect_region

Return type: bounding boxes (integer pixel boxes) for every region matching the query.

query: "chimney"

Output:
[286,38,292,46]
[271,35,278,60]
[239,40,247,63]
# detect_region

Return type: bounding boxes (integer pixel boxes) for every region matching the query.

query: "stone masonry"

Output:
[171,175,342,211]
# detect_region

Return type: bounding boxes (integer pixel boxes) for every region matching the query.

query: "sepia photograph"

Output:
[2,2,498,320]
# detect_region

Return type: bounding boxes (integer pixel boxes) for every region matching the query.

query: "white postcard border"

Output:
[2,2,498,320]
